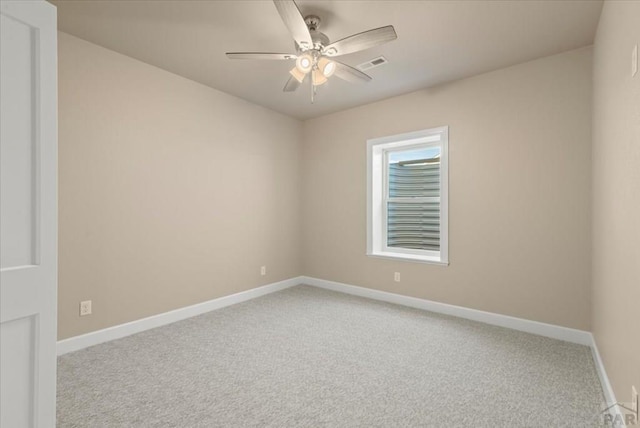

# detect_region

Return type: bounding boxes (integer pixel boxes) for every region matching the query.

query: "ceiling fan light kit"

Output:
[226,0,397,103]
[291,52,335,86]
[312,69,328,86]
[289,67,306,83]
[295,53,313,73]
[318,57,336,78]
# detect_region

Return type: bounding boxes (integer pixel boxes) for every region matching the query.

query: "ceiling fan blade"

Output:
[333,61,372,83]
[323,25,397,57]
[273,0,313,50]
[283,75,304,92]
[226,52,297,60]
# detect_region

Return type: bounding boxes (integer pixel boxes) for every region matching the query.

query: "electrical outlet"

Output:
[260,266,266,276]
[632,386,638,413]
[632,45,638,77]
[80,300,92,316]
[394,272,401,282]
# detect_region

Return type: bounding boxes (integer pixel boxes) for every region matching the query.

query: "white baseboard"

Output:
[57,276,303,355]
[590,335,625,424]
[301,276,592,346]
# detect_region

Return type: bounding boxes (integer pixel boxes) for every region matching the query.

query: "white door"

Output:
[0,1,58,427]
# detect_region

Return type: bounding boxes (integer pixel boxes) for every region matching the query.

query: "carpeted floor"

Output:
[57,285,606,427]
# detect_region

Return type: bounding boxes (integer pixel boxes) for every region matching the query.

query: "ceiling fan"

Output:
[226,0,397,102]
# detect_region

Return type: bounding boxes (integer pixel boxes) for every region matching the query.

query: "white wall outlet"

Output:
[80,300,92,316]
[260,266,266,276]
[633,44,638,77]
[632,385,638,413]
[394,272,401,282]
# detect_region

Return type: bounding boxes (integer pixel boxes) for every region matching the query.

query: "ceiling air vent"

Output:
[357,56,388,71]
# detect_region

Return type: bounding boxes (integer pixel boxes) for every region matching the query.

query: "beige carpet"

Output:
[57,285,606,427]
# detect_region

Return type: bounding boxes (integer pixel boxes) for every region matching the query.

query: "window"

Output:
[367,127,448,264]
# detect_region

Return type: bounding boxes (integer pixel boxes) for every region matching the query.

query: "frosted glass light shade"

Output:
[312,69,328,86]
[295,53,313,73]
[289,67,306,83]
[318,57,336,78]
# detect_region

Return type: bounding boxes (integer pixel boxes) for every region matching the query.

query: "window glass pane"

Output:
[387,201,440,251]
[388,146,441,198]
[387,145,441,251]
[388,146,440,164]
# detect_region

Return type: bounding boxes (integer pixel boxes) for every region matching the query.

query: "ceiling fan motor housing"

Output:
[301,15,330,51]
[310,30,330,50]
[304,15,321,31]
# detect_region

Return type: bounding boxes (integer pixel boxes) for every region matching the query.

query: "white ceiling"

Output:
[51,0,603,120]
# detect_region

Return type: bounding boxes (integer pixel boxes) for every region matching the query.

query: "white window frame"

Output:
[367,126,449,265]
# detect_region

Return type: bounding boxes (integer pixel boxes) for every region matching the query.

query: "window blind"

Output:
[387,162,440,251]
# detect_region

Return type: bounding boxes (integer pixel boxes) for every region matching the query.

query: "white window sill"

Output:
[367,251,449,266]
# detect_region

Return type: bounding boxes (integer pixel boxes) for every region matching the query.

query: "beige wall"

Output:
[59,32,595,340]
[58,32,302,339]
[302,47,593,330]
[592,0,640,403]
